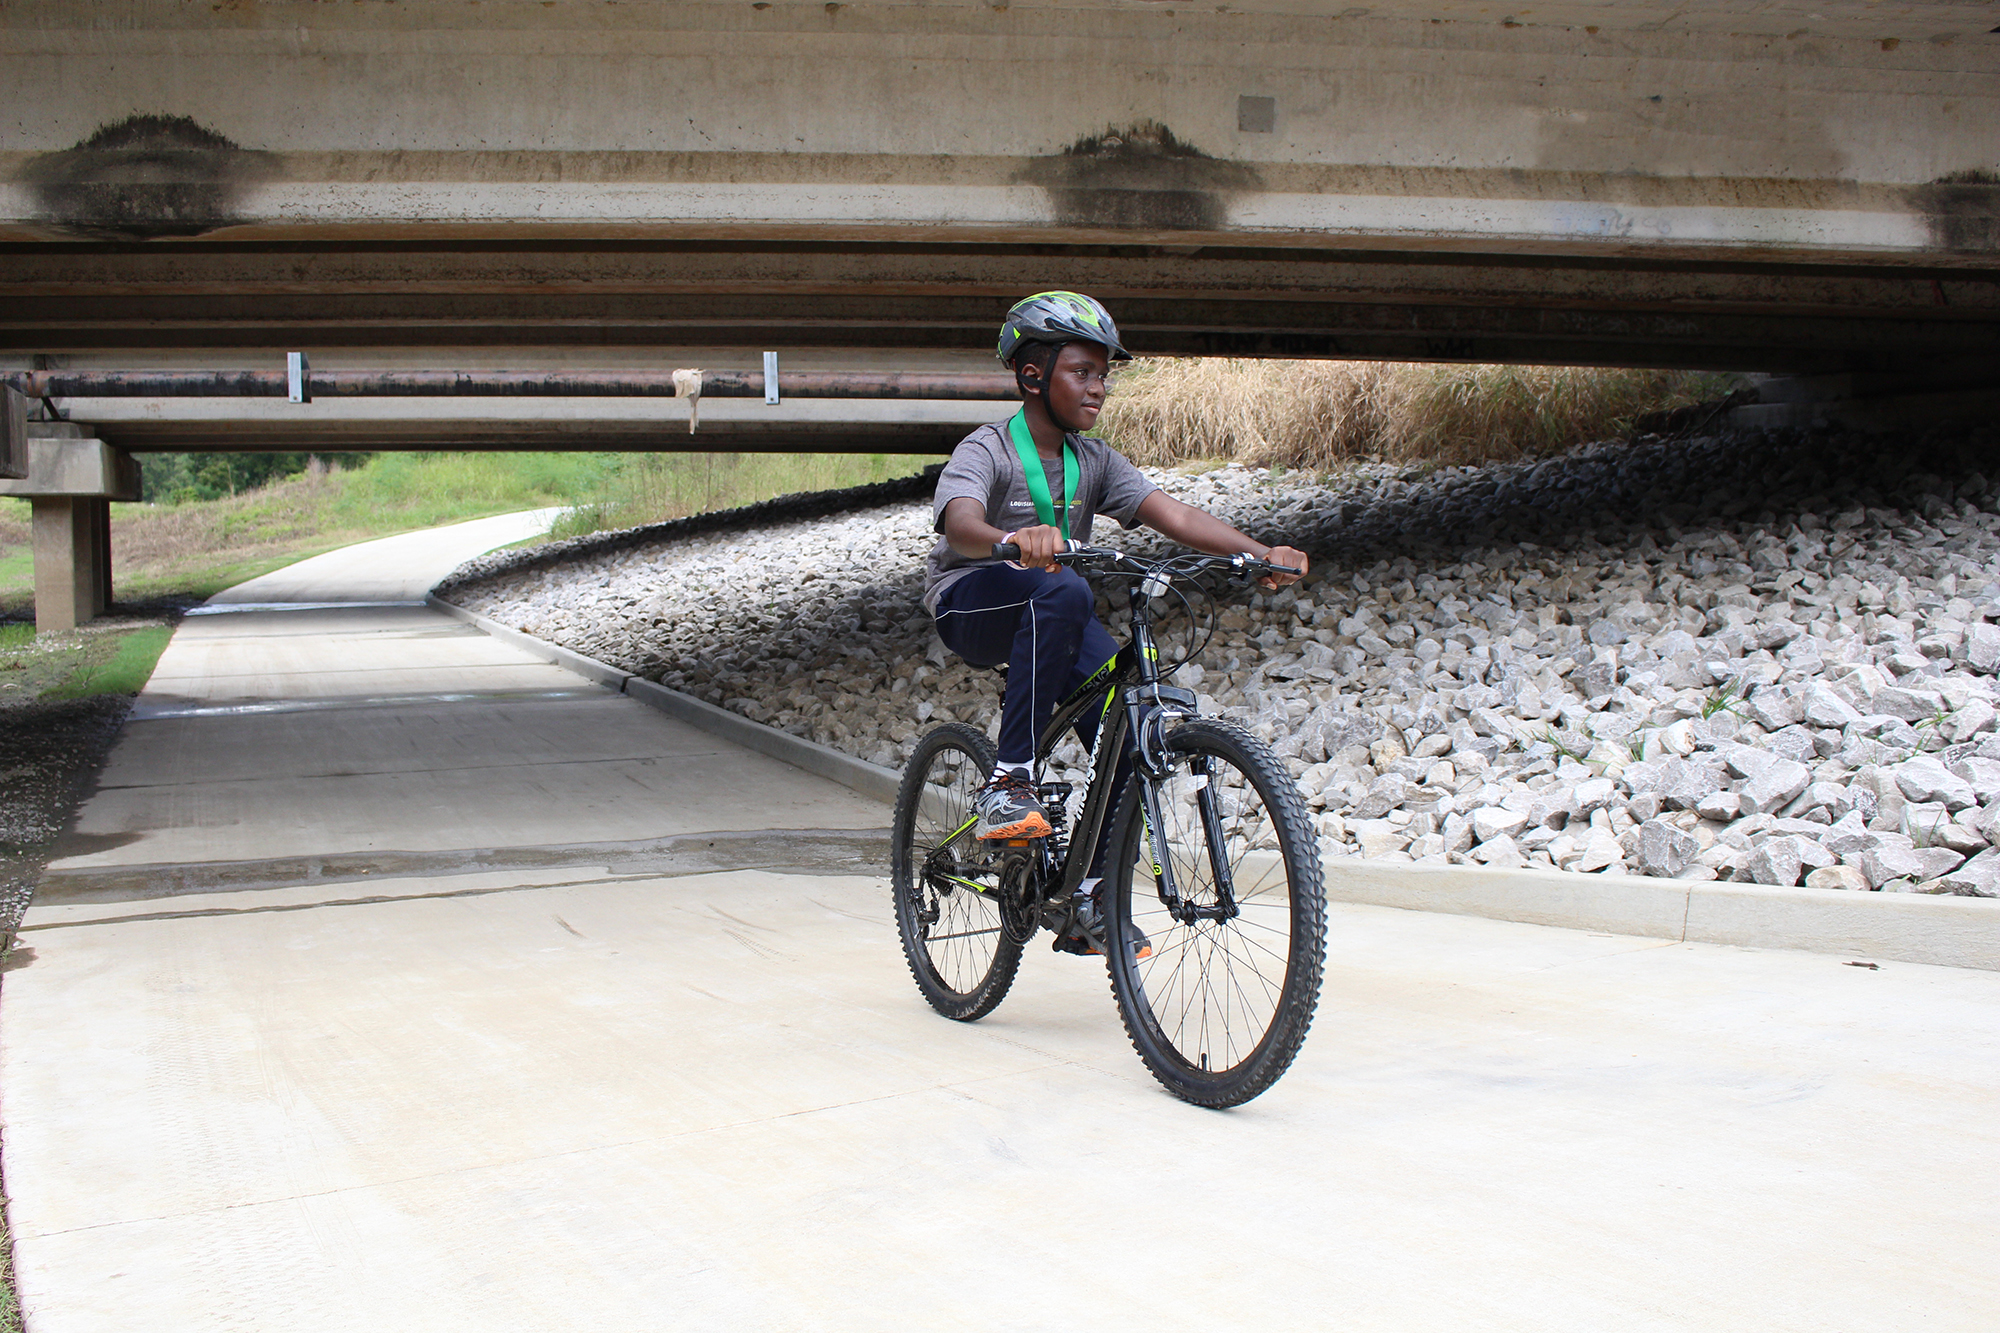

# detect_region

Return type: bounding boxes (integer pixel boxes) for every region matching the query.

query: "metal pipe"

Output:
[6,369,1019,400]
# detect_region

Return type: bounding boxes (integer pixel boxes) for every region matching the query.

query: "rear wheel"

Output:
[1104,719,1325,1107]
[891,723,1023,1020]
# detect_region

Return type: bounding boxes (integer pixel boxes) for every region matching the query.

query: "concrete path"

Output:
[4,517,1998,1331]
[208,507,567,605]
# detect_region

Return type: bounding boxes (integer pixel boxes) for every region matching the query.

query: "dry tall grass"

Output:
[549,451,942,539]
[105,461,345,572]
[1096,360,1734,471]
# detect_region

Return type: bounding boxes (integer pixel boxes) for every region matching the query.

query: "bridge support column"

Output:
[30,498,112,633]
[0,431,140,633]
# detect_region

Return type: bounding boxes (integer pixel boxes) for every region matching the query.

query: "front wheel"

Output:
[891,723,1023,1021]
[1103,719,1326,1107]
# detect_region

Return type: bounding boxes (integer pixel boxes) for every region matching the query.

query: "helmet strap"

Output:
[1012,356,1041,403]
[1012,342,1054,399]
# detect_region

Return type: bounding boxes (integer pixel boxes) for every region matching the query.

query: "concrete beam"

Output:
[44,396,1008,455]
[0,435,140,501]
[3,249,1991,371]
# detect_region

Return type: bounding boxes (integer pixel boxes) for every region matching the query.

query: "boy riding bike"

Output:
[922,292,1309,946]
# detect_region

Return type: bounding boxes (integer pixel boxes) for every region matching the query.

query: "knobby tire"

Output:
[1103,719,1326,1107]
[892,723,1024,1021]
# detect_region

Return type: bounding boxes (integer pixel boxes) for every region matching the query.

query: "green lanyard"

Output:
[1007,411,1079,540]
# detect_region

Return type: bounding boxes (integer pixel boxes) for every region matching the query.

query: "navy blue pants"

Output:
[933,565,1140,881]
[932,564,1117,767]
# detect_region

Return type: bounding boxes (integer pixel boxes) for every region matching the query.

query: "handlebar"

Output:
[990,541,1300,583]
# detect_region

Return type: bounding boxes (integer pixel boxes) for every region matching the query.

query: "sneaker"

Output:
[972,772,1053,840]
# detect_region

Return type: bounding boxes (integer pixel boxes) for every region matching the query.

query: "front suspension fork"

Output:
[1137,749,1241,924]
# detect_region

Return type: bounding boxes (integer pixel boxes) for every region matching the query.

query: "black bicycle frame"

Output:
[1030,581,1201,908]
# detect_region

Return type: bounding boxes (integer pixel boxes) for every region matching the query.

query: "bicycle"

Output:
[891,543,1327,1108]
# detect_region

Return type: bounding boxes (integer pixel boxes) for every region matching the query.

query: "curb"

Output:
[621,677,901,805]
[426,595,901,805]
[429,595,1996,972]
[430,600,635,692]
[1325,854,1998,972]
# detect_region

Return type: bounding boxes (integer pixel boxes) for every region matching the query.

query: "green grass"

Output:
[1700,684,1744,720]
[109,549,361,607]
[44,626,172,700]
[1,1202,18,1333]
[0,621,173,703]
[322,451,615,529]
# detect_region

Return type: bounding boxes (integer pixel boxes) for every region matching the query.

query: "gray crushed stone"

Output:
[443,424,2000,897]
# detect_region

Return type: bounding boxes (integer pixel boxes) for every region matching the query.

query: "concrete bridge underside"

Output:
[0,0,1994,376]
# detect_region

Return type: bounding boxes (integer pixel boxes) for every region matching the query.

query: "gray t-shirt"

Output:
[923,419,1158,614]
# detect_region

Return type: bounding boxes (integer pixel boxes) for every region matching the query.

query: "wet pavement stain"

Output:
[128,687,609,722]
[34,826,892,904]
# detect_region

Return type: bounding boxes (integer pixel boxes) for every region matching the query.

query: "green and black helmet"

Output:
[995,291,1133,366]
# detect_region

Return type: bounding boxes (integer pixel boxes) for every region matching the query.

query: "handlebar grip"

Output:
[994,541,1086,561]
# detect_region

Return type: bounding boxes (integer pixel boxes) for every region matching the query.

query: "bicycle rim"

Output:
[1105,719,1325,1107]
[891,723,1023,1020]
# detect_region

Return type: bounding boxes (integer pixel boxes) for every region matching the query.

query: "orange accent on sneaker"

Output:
[977,812,1053,840]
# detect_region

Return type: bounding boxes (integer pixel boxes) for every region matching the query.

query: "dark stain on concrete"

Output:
[1019,121,1259,232]
[31,826,893,905]
[18,114,277,239]
[1911,169,1999,253]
